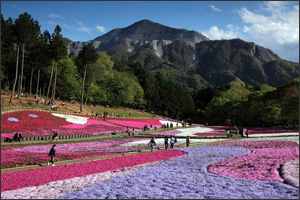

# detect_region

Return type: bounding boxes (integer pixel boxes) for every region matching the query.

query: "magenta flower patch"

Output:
[208,141,299,183]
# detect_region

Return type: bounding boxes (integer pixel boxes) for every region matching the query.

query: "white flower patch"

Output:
[51,113,88,124]
[159,120,188,127]
[240,136,299,145]
[248,132,299,138]
[120,138,227,147]
[174,127,216,137]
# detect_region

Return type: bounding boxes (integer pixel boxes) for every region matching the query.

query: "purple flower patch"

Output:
[28,114,38,118]
[7,118,19,122]
[57,146,299,199]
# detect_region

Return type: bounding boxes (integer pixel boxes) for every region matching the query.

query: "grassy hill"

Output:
[1,93,159,118]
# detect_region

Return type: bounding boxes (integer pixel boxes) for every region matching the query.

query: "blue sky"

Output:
[1,1,299,62]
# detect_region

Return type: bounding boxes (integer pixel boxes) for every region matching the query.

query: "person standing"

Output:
[48,145,56,166]
[13,132,19,142]
[52,131,59,141]
[186,136,190,147]
[18,132,23,142]
[155,124,157,130]
[164,135,169,150]
[148,137,156,152]
[170,135,175,149]
[126,127,130,136]
[132,128,135,136]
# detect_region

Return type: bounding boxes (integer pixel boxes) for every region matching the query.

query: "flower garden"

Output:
[1,111,135,138]
[149,126,227,137]
[106,117,185,129]
[1,110,299,199]
[2,138,299,199]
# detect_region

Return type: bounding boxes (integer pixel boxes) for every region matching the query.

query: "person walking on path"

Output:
[48,145,56,166]
[164,135,169,150]
[148,137,156,152]
[186,136,190,147]
[170,135,175,149]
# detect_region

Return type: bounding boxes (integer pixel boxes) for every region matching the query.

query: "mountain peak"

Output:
[134,19,155,24]
[94,19,208,43]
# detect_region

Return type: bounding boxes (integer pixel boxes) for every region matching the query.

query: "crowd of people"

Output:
[126,127,135,136]
[148,135,191,152]
[12,132,23,142]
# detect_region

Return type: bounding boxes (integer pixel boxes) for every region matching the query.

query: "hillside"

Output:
[66,20,299,89]
[1,93,158,118]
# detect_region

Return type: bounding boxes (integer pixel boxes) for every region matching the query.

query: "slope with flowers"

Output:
[1,111,126,138]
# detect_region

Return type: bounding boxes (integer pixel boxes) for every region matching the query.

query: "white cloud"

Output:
[202,1,299,62]
[47,21,56,25]
[210,5,222,12]
[238,2,299,61]
[64,21,96,36]
[8,4,17,8]
[202,25,240,40]
[8,3,24,11]
[96,25,106,33]
[49,14,64,19]
[75,21,92,36]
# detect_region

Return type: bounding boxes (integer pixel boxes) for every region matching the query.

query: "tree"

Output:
[9,45,19,103]
[47,25,67,101]
[13,12,40,98]
[36,30,51,96]
[1,15,15,90]
[56,58,81,100]
[76,43,98,112]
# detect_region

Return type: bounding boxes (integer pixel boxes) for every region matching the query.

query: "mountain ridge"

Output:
[65,19,299,89]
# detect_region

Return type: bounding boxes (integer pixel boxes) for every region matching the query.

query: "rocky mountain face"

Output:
[66,19,299,89]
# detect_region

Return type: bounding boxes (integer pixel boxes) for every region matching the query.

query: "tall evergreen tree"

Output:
[76,43,98,112]
[1,15,15,90]
[47,25,67,101]
[13,12,40,98]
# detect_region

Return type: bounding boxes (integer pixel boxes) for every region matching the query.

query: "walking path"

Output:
[1,139,228,174]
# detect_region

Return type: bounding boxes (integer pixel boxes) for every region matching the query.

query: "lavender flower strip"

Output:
[57,146,299,199]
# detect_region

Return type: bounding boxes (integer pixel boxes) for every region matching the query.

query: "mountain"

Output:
[63,37,73,46]
[66,19,299,89]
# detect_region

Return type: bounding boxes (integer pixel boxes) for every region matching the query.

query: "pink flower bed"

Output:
[52,119,126,135]
[195,129,226,136]
[149,130,181,136]
[1,111,71,138]
[239,127,298,135]
[1,139,147,169]
[208,141,299,182]
[106,117,163,128]
[1,111,127,138]
[1,150,116,169]
[1,150,187,192]
[281,159,299,187]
